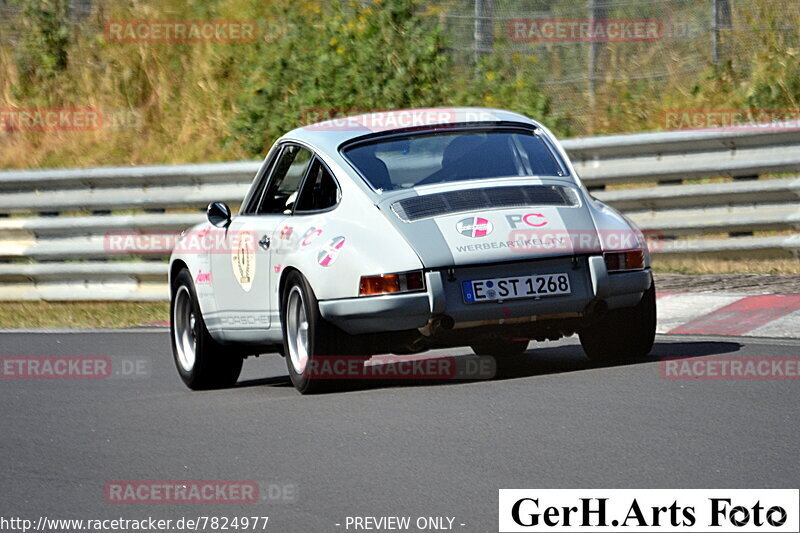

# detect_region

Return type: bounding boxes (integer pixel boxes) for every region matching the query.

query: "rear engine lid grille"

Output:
[391,185,578,222]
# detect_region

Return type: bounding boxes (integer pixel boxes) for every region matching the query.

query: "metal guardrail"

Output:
[0,126,798,300]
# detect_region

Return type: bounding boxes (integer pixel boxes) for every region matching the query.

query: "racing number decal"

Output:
[318,236,346,267]
[231,231,256,292]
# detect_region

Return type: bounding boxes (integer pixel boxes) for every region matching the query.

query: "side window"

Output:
[295,159,340,212]
[257,145,313,214]
[242,149,280,215]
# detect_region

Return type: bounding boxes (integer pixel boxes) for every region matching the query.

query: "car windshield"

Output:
[342,128,566,191]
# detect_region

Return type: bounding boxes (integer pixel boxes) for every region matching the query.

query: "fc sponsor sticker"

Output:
[456,216,493,238]
[499,489,799,532]
[507,212,548,228]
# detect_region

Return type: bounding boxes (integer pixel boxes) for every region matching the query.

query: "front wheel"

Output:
[579,279,656,363]
[170,268,242,390]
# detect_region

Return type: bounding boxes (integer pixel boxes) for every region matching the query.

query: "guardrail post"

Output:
[474,0,494,63]
[712,0,732,64]
[729,175,758,237]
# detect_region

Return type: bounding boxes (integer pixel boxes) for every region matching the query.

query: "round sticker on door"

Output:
[301,227,323,247]
[317,236,346,267]
[231,231,256,292]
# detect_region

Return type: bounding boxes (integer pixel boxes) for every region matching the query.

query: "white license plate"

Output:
[462,273,571,303]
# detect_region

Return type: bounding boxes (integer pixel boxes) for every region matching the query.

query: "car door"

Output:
[210,144,314,339]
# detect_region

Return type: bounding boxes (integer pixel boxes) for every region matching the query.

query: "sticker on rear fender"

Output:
[462,273,571,303]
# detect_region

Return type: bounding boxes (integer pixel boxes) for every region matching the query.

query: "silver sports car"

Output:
[169,108,656,393]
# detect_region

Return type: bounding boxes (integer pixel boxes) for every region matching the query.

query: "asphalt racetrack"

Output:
[1,330,798,532]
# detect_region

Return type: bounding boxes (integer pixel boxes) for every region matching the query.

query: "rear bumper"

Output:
[318,292,432,335]
[319,256,652,335]
[588,254,653,309]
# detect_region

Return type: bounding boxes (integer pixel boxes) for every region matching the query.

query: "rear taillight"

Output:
[359,271,425,296]
[604,250,645,272]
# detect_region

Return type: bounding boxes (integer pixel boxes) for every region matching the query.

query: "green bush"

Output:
[12,0,72,93]
[451,51,571,137]
[228,0,452,155]
[8,0,799,168]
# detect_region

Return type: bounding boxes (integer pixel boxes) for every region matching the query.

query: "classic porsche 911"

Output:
[169,108,656,393]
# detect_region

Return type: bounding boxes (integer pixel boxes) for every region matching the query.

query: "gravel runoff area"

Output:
[654,273,800,294]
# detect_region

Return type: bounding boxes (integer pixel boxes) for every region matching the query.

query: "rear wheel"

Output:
[170,268,243,389]
[471,339,529,377]
[470,339,529,357]
[282,271,361,394]
[579,280,656,363]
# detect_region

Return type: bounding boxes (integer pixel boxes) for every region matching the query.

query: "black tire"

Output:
[470,339,529,357]
[281,271,358,394]
[470,339,529,377]
[170,268,243,390]
[579,279,656,363]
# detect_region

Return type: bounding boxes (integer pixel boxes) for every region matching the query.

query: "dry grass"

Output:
[2,0,799,169]
[0,301,168,329]
[0,0,254,169]
[652,256,800,275]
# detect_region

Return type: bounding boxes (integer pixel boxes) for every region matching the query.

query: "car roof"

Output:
[281,107,541,154]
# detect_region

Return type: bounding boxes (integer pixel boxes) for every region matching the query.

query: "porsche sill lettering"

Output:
[218,314,269,326]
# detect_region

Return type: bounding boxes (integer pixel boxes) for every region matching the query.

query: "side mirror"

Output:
[206,201,232,228]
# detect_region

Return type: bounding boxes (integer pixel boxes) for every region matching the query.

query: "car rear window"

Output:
[342,128,567,191]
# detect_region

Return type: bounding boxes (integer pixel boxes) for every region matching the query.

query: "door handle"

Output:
[259,235,270,250]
